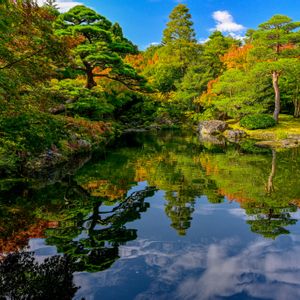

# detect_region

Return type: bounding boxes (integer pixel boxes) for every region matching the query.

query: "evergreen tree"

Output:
[162,4,196,45]
[251,15,300,122]
[55,5,145,90]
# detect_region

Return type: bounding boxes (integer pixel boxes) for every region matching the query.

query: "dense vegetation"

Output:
[0,0,299,176]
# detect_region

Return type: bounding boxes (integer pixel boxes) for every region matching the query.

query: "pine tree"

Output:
[251,15,300,122]
[162,4,196,45]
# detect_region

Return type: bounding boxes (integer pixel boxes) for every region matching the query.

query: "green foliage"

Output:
[250,15,300,121]
[0,1,66,101]
[240,114,276,130]
[0,112,65,154]
[210,68,272,119]
[162,4,196,45]
[50,79,114,120]
[0,252,79,299]
[55,5,145,91]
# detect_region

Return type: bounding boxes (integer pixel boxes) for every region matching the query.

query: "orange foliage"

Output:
[199,156,219,176]
[217,188,253,204]
[221,44,253,70]
[0,220,58,257]
[196,78,219,105]
[93,67,112,75]
[124,54,145,72]
[65,117,112,138]
[279,43,296,51]
[64,35,85,49]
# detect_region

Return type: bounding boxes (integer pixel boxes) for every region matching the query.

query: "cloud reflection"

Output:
[74,236,300,300]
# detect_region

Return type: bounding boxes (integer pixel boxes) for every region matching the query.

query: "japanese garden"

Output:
[0,1,300,299]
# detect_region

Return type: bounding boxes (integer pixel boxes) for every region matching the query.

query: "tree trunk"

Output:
[293,85,300,118]
[272,71,280,123]
[294,100,300,118]
[83,60,97,89]
[86,68,97,89]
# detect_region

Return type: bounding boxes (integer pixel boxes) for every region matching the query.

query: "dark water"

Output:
[1,130,300,300]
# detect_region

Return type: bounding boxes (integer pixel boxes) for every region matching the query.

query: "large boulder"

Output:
[198,120,228,135]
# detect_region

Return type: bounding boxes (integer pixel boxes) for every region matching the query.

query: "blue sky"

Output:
[44,0,300,49]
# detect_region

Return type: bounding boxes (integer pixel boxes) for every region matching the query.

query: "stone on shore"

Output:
[198,120,228,135]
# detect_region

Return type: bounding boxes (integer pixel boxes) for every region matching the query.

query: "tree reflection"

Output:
[0,252,79,300]
[266,149,276,195]
[200,147,300,239]
[246,206,297,239]
[45,186,156,272]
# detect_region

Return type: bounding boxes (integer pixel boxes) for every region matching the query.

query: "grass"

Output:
[229,114,300,141]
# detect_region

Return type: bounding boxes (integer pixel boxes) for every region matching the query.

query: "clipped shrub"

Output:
[240,114,276,130]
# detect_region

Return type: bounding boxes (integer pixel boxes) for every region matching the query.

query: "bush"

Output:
[0,112,65,155]
[240,114,276,130]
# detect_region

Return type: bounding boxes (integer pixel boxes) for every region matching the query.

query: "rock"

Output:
[256,139,300,149]
[198,120,228,135]
[224,129,247,142]
[255,141,282,148]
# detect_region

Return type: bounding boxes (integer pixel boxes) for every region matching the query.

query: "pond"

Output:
[1,130,300,300]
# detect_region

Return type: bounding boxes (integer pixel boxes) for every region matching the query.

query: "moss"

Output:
[230,114,300,141]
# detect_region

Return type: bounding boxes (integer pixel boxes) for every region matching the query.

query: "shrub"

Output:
[0,112,65,155]
[240,114,276,130]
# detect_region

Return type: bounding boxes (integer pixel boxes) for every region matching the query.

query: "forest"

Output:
[0,0,299,176]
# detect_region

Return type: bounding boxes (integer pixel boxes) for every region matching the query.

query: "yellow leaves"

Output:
[94,67,112,75]
[124,53,145,72]
[82,180,127,200]
[134,164,148,182]
[195,78,219,106]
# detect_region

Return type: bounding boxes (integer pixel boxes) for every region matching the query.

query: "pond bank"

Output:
[228,114,300,149]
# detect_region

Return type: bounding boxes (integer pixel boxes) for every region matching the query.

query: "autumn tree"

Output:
[0,0,63,102]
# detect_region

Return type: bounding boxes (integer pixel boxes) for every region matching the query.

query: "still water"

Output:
[1,130,300,300]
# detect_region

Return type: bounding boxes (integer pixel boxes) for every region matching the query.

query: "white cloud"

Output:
[212,10,245,33]
[37,0,82,12]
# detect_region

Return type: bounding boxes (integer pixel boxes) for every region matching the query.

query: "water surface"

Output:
[1,130,300,300]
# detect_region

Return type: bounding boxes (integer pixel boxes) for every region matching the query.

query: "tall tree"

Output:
[162,4,196,45]
[161,3,198,71]
[251,15,300,122]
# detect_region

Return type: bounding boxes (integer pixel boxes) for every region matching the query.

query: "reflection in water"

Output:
[1,131,300,299]
[266,149,276,195]
[0,252,79,299]
[46,186,156,272]
[77,236,300,300]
